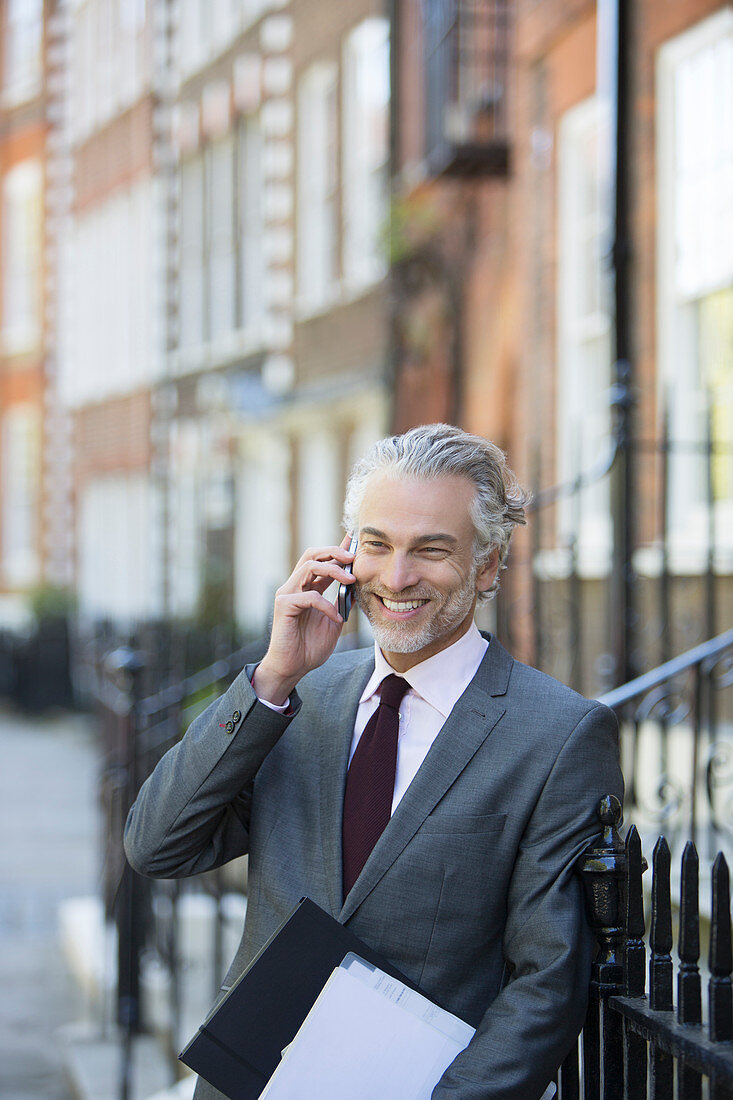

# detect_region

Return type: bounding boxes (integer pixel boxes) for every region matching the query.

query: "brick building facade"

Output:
[0,0,48,626]
[3,0,729,678]
[391,0,733,689]
[41,0,391,640]
[166,0,389,642]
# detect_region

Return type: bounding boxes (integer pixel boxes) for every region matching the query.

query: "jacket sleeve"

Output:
[432,703,623,1100]
[123,665,301,879]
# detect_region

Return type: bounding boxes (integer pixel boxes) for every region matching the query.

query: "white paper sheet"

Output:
[259,954,475,1100]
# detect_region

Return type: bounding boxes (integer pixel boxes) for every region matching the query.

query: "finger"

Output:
[275,590,343,625]
[294,543,355,569]
[283,559,356,595]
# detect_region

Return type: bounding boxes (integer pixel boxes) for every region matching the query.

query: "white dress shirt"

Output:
[256,624,489,814]
[350,624,489,814]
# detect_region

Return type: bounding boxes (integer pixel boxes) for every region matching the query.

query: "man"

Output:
[125,424,623,1099]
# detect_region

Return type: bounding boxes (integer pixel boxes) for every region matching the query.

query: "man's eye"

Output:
[422,547,447,556]
[365,540,387,549]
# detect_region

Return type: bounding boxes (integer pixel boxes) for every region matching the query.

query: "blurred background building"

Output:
[0,0,728,693]
[1,3,732,1097]
[0,0,47,622]
[390,0,732,696]
[1,0,730,703]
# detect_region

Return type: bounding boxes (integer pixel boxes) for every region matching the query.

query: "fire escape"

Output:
[422,0,511,177]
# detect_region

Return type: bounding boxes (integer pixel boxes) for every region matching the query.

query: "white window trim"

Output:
[341,17,390,295]
[1,403,41,587]
[656,8,733,571]
[1,0,43,107]
[296,61,339,317]
[178,0,262,81]
[555,95,613,577]
[1,159,43,356]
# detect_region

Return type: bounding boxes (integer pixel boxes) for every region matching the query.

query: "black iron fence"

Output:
[96,632,266,1096]
[602,629,733,881]
[94,627,732,1098]
[561,793,733,1099]
[498,422,733,708]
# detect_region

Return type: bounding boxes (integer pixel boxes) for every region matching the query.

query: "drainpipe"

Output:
[605,0,637,688]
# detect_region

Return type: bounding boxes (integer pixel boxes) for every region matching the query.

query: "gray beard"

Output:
[356,567,478,655]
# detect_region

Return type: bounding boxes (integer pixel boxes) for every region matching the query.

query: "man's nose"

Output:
[382,553,419,593]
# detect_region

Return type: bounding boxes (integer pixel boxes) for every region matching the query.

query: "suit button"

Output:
[225,721,235,734]
[232,710,241,722]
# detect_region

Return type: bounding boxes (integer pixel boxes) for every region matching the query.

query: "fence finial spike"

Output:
[650,834,673,1011]
[678,841,701,1026]
[709,852,733,1043]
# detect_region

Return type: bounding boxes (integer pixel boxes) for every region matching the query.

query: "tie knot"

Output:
[379,673,410,710]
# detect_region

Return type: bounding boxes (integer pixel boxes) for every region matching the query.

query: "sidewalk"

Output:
[0,705,99,1099]
[0,702,202,1100]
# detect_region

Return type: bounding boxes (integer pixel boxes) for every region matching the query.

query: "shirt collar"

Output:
[360,623,489,719]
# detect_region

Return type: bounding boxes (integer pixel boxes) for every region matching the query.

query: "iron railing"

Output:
[423,0,510,175]
[100,629,732,1098]
[561,794,733,1098]
[601,629,733,873]
[501,420,733,708]
[97,633,266,1097]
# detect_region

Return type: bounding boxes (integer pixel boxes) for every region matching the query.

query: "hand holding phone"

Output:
[337,535,358,622]
[253,536,357,704]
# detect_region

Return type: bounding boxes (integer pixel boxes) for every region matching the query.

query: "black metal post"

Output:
[709,854,733,1099]
[649,838,674,1095]
[578,795,626,1099]
[106,645,147,1100]
[609,0,637,689]
[623,825,647,1099]
[531,450,543,673]
[678,842,703,1098]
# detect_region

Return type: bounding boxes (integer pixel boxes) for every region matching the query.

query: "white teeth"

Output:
[381,598,427,612]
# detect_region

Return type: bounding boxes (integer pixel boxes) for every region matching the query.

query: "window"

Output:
[60,178,154,405]
[657,11,733,563]
[2,160,43,355]
[297,429,339,549]
[178,121,265,355]
[168,420,202,617]
[78,474,161,622]
[556,97,613,570]
[70,0,149,144]
[180,157,206,350]
[179,0,209,77]
[208,136,236,340]
[235,433,290,633]
[3,0,42,103]
[297,62,338,312]
[179,0,246,77]
[2,405,40,587]
[239,116,265,335]
[342,18,390,291]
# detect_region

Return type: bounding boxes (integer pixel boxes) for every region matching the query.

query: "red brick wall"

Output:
[74,391,152,483]
[392,0,731,663]
[74,97,154,213]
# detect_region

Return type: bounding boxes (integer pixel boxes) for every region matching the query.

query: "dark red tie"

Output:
[342,673,410,898]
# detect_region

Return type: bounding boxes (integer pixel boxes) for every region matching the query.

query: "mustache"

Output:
[355,581,436,602]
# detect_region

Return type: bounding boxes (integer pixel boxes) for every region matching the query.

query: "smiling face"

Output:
[353,472,499,672]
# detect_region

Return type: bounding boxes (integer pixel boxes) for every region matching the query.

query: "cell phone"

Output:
[337,535,358,622]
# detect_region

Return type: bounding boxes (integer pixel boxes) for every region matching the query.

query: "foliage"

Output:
[29,584,77,622]
[386,193,443,267]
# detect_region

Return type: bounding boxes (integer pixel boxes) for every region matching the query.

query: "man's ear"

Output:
[475,550,500,594]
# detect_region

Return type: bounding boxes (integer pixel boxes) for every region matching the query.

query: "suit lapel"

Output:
[318,650,375,916]
[339,634,513,923]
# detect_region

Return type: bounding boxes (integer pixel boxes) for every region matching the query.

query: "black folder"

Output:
[179,897,424,1100]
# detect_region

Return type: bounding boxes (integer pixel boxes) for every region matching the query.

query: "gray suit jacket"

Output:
[124,635,623,1099]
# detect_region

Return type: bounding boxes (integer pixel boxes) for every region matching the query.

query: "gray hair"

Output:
[342,423,530,599]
